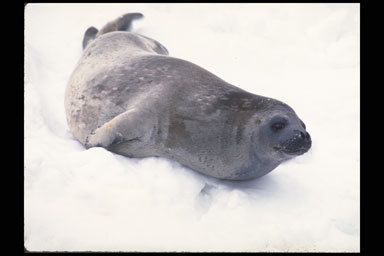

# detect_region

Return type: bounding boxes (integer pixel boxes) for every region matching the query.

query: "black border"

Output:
[22,1,365,254]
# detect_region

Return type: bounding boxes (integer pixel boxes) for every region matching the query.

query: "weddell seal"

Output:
[65,13,312,180]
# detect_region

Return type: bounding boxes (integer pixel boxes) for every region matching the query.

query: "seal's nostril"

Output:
[305,132,311,140]
[300,131,305,139]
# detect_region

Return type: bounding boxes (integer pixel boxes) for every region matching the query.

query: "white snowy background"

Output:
[24,3,360,252]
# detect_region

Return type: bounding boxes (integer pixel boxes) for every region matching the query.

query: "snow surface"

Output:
[24,3,360,252]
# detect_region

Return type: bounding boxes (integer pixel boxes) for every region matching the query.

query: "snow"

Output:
[24,3,360,252]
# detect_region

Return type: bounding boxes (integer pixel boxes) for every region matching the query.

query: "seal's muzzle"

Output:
[281,130,311,155]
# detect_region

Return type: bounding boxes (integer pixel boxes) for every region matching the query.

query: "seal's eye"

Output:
[271,122,285,131]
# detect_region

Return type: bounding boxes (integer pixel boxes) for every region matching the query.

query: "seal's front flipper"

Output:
[82,26,98,49]
[84,109,155,157]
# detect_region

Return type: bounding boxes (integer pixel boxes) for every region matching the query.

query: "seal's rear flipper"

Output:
[97,13,144,36]
[117,13,144,31]
[82,13,144,50]
[82,26,98,49]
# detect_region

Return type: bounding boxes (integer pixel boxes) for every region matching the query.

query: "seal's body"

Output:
[65,13,311,180]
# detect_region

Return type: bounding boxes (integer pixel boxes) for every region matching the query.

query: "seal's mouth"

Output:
[282,147,310,155]
[273,145,310,156]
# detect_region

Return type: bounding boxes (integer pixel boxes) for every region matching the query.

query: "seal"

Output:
[65,13,312,180]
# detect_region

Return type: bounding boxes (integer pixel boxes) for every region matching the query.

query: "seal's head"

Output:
[256,102,311,163]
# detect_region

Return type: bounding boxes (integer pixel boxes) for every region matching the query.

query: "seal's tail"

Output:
[82,13,144,50]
